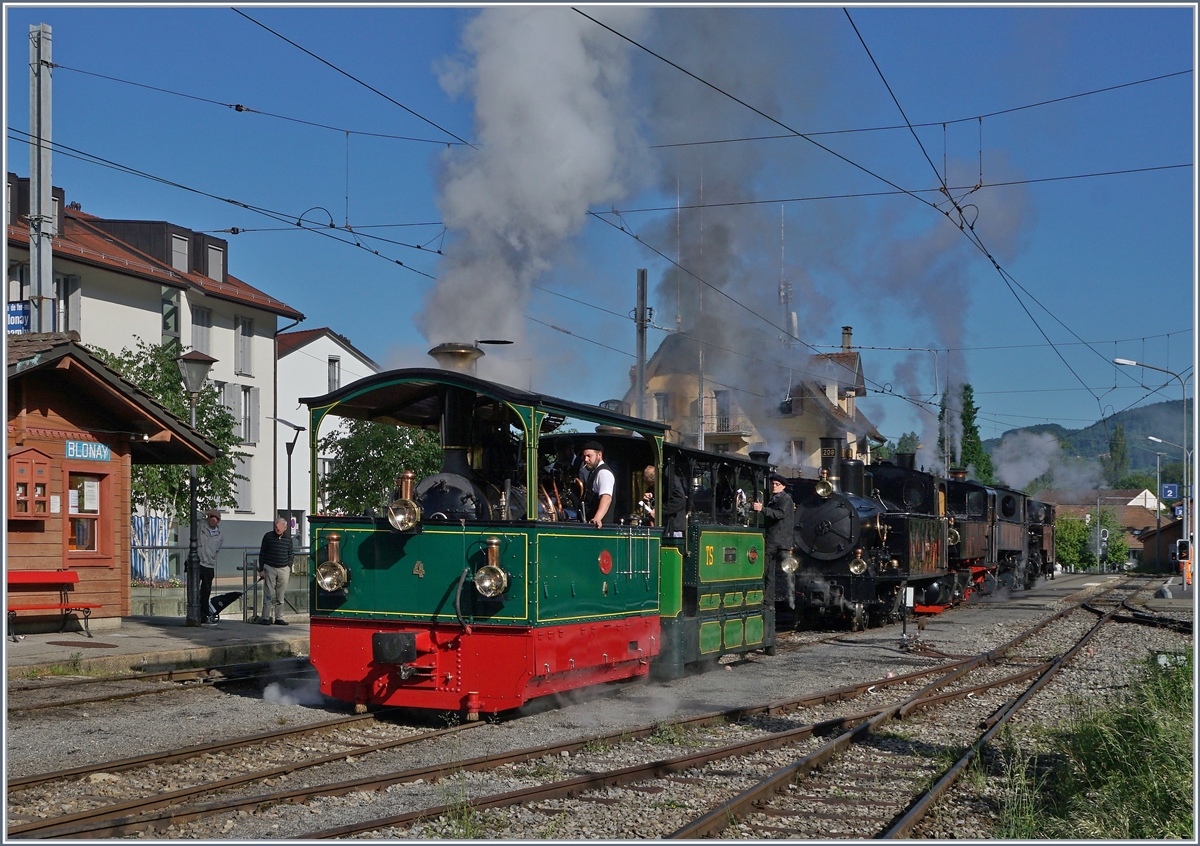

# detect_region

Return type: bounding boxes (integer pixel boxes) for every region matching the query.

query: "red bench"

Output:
[7,570,101,641]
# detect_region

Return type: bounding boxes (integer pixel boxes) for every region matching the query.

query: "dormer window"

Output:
[207,244,224,282]
[171,235,189,273]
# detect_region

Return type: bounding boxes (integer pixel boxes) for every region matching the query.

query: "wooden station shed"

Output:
[6,332,216,635]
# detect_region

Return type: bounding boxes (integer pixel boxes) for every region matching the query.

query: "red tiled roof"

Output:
[816,351,859,368]
[8,210,303,320]
[277,326,380,369]
[277,327,327,355]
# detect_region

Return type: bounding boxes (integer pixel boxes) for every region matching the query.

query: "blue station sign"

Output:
[1161,484,1179,500]
[7,301,30,335]
[65,440,111,461]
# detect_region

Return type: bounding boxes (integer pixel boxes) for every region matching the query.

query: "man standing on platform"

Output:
[198,509,223,626]
[258,517,293,625]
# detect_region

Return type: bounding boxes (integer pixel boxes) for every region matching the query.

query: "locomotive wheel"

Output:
[850,602,866,632]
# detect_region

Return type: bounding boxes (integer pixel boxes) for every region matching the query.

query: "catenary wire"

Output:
[842,7,1103,419]
[7,130,438,281]
[650,69,1192,149]
[27,120,1173,429]
[603,165,1192,216]
[47,62,468,147]
[576,7,1184,425]
[231,8,474,148]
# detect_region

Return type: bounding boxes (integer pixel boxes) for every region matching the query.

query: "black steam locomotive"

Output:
[786,437,1055,630]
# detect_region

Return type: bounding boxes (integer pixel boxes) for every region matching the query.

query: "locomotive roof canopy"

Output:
[302,367,670,436]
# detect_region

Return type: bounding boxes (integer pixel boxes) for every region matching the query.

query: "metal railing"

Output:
[128,544,309,621]
[676,412,755,437]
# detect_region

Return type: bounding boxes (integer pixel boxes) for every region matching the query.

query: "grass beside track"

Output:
[996,650,1194,839]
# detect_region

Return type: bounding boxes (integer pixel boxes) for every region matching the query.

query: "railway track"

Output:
[6,657,315,714]
[4,580,1139,840]
[299,594,1120,839]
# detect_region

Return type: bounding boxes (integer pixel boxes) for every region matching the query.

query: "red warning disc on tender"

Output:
[598,549,613,574]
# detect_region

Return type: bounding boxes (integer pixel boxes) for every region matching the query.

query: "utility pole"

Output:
[634,268,649,419]
[1155,452,1166,572]
[29,23,54,333]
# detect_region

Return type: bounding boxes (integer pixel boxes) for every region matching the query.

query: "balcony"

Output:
[676,413,755,438]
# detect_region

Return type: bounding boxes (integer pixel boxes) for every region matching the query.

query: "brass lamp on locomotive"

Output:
[302,366,775,719]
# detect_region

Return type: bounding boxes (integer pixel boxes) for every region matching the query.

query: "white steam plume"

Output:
[994,430,1103,491]
[420,6,649,383]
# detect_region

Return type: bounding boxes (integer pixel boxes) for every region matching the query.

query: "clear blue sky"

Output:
[5,4,1195,465]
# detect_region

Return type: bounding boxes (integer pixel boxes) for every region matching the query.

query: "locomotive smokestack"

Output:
[896,452,916,471]
[842,326,853,352]
[949,467,968,481]
[820,437,843,490]
[842,459,865,498]
[428,342,485,374]
[748,450,770,464]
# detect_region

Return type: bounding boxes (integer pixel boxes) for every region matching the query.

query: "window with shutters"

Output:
[191,306,212,355]
[171,235,189,273]
[206,245,224,282]
[234,455,252,512]
[54,274,81,334]
[240,385,260,445]
[328,356,341,392]
[234,315,253,375]
[654,392,669,421]
[220,382,241,441]
[161,287,181,352]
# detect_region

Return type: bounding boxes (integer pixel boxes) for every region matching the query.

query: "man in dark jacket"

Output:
[753,473,794,607]
[257,518,293,625]
[642,464,688,538]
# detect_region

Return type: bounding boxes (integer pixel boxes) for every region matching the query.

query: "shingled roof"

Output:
[7,332,218,465]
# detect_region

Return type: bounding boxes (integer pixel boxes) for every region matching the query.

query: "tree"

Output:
[319,419,443,515]
[897,431,921,454]
[958,384,995,484]
[90,338,243,520]
[1104,422,1129,486]
[1098,507,1130,567]
[1055,516,1094,571]
[1057,511,1130,572]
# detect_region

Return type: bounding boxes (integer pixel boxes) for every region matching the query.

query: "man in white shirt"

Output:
[580,441,615,527]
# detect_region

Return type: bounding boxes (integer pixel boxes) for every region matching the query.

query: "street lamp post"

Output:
[273,418,306,539]
[177,351,217,626]
[1153,451,1167,572]
[1114,359,1191,547]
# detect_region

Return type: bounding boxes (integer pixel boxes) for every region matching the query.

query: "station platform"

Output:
[4,577,1191,681]
[1143,574,1195,612]
[4,614,310,679]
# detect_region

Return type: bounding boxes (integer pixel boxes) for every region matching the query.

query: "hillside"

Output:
[983,399,1189,472]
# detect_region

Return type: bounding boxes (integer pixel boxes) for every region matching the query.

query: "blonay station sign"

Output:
[65,440,112,461]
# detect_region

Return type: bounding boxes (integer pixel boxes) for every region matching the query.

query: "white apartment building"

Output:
[276,327,380,539]
[6,173,304,548]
